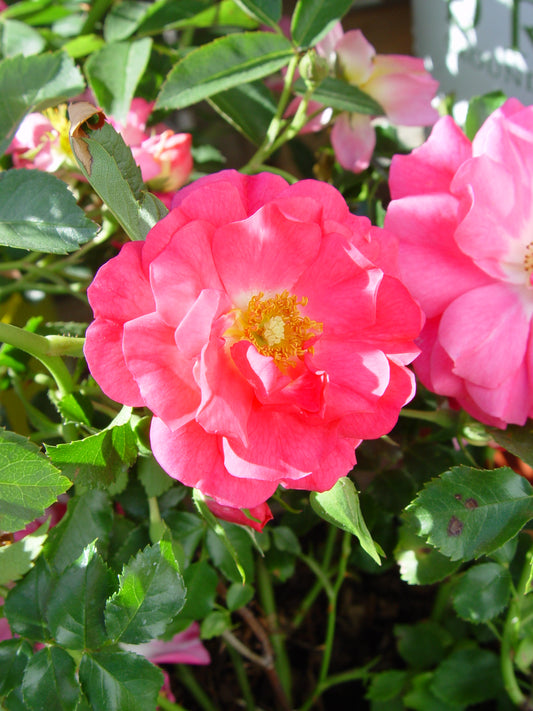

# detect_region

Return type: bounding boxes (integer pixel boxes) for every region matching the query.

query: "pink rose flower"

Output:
[291,25,439,173]
[8,109,78,173]
[109,98,193,203]
[385,98,533,427]
[85,170,422,509]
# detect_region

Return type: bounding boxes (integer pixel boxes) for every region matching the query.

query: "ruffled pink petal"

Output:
[175,289,231,360]
[316,21,344,63]
[451,155,518,280]
[279,179,351,223]
[465,360,530,425]
[87,241,153,321]
[389,116,472,199]
[439,284,529,388]
[472,98,527,160]
[331,113,376,173]
[84,319,144,407]
[123,313,199,429]
[141,209,190,271]
[212,202,322,306]
[149,220,222,327]
[223,407,337,482]
[335,29,375,85]
[231,340,326,412]
[413,317,465,400]
[281,437,358,493]
[366,57,439,125]
[171,170,288,217]
[196,334,253,445]
[150,418,277,508]
[386,193,492,318]
[339,360,416,439]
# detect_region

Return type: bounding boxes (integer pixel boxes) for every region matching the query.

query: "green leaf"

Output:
[4,557,53,641]
[0,170,98,254]
[47,542,115,650]
[0,429,70,534]
[272,525,301,555]
[290,0,353,47]
[231,0,281,27]
[395,621,451,670]
[69,121,168,242]
[464,91,507,141]
[310,477,384,565]
[0,51,84,156]
[489,422,533,469]
[0,520,49,586]
[46,423,137,492]
[205,519,254,584]
[200,610,231,640]
[208,80,277,145]
[164,511,205,565]
[226,582,254,612]
[0,639,33,697]
[44,490,114,574]
[62,34,105,60]
[293,76,384,116]
[403,672,462,711]
[84,39,152,124]
[180,561,218,621]
[404,466,533,561]
[156,31,293,110]
[452,562,512,623]
[0,19,45,58]
[366,670,408,703]
[430,647,502,707]
[103,1,152,42]
[22,646,80,711]
[394,522,461,585]
[137,456,173,498]
[105,540,185,644]
[79,649,164,711]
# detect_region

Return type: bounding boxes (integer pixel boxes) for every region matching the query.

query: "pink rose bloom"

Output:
[0,599,11,642]
[0,2,8,11]
[85,170,422,509]
[121,622,210,666]
[293,25,439,173]
[110,98,193,203]
[8,110,77,173]
[385,98,533,427]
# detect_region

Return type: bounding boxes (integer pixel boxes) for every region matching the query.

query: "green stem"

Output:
[501,543,533,709]
[293,525,337,629]
[175,665,218,711]
[225,642,256,711]
[148,496,166,543]
[399,407,458,428]
[256,556,293,705]
[0,322,73,397]
[157,695,189,711]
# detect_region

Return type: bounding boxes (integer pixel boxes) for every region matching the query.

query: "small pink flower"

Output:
[205,499,273,532]
[385,98,533,427]
[0,599,11,642]
[85,170,422,509]
[121,622,210,666]
[8,110,77,173]
[110,98,193,200]
[292,25,439,173]
[0,2,8,12]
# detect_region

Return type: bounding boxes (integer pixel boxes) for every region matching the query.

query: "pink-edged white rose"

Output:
[85,170,422,510]
[385,98,533,427]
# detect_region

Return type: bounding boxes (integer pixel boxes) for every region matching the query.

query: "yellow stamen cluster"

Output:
[231,290,322,369]
[43,105,75,161]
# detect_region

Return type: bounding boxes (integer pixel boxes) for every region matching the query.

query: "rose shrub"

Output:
[85,170,422,509]
[385,98,533,427]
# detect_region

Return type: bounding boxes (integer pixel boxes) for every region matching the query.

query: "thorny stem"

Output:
[501,542,533,709]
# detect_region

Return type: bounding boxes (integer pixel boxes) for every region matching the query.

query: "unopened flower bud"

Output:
[298,50,330,88]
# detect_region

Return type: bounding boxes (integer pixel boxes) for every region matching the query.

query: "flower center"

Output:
[43,105,75,161]
[231,290,322,369]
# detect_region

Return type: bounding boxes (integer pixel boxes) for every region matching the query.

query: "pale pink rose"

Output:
[85,170,422,509]
[8,111,74,172]
[205,499,273,532]
[0,2,7,12]
[121,622,210,666]
[385,98,533,427]
[290,25,439,173]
